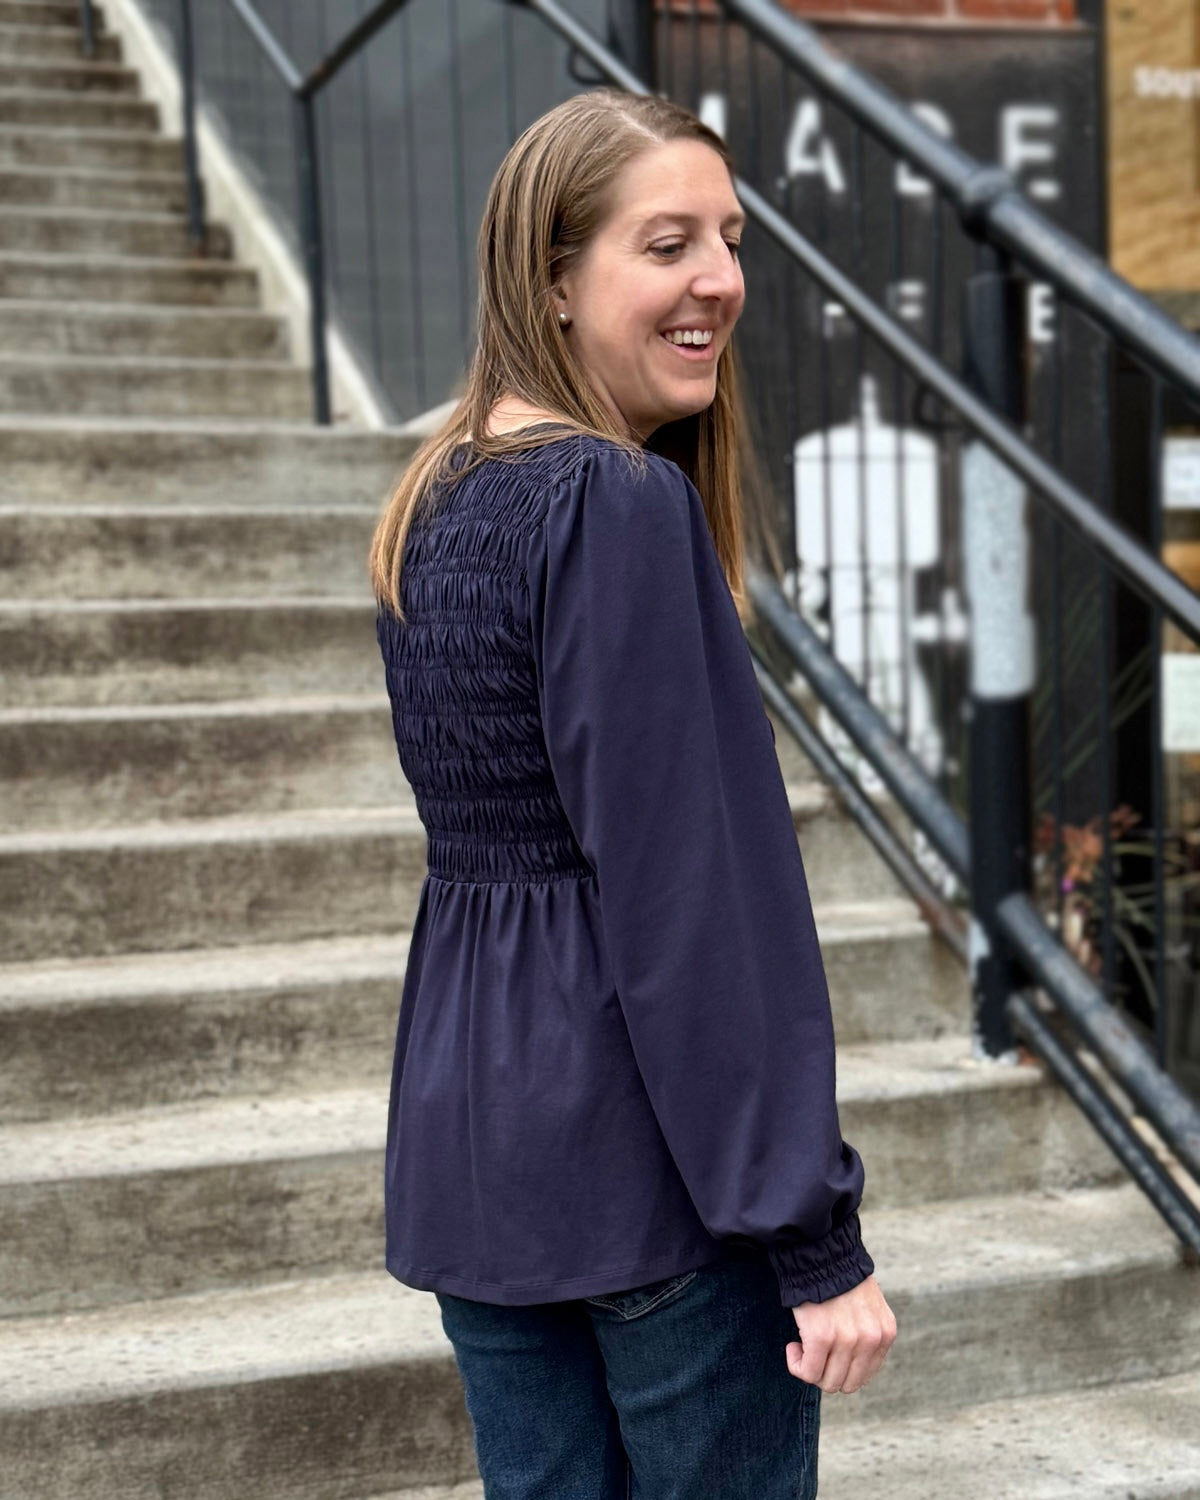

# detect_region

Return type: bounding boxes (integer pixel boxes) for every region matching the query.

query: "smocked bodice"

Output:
[375,439,592,885]
[375,431,873,1311]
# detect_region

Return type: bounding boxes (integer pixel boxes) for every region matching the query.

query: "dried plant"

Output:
[1033,807,1200,1015]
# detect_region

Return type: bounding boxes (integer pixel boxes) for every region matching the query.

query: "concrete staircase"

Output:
[0,4,1196,1498]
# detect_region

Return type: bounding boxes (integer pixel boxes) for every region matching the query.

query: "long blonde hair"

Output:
[368,88,781,624]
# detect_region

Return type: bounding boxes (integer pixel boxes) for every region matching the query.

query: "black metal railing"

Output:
[124,0,627,425]
[100,0,1200,1251]
[79,0,97,57]
[170,0,424,422]
[643,0,1200,1253]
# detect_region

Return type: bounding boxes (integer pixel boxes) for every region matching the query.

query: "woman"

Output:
[369,88,896,1499]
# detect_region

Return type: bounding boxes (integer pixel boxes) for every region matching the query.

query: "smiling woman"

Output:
[546,139,746,439]
[367,87,895,1500]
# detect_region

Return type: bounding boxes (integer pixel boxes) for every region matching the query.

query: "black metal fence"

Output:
[663,0,1200,1247]
[101,0,1200,1243]
[690,0,1200,1080]
[110,0,609,420]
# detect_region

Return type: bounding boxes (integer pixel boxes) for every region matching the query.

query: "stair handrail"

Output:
[164,0,420,424]
[753,569,1200,1255]
[123,0,1200,1250]
[79,0,98,57]
[515,0,1200,1258]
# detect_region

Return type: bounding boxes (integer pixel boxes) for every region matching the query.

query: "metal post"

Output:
[606,0,655,86]
[295,94,332,425]
[179,0,207,251]
[961,247,1032,1060]
[79,0,96,58]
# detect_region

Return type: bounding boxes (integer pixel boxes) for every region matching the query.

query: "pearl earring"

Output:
[558,311,569,325]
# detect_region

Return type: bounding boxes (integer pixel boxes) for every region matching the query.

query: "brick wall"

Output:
[778,0,1075,18]
[663,1,1077,21]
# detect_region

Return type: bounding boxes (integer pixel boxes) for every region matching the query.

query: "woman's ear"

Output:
[552,285,571,329]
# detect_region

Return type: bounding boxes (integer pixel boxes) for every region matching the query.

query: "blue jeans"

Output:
[436,1245,821,1499]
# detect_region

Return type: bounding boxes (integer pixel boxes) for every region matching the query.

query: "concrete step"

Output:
[0,932,413,1122]
[0,1270,474,1500]
[366,1489,483,1500]
[0,249,257,304]
[0,418,416,503]
[0,124,180,171]
[0,1186,1193,1497]
[0,163,185,211]
[0,301,287,360]
[0,86,155,130]
[817,1372,1200,1499]
[841,1183,1198,1424]
[0,1039,1124,1315]
[0,503,371,598]
[0,57,137,92]
[0,708,942,960]
[0,913,967,1125]
[0,785,939,961]
[0,597,378,707]
[785,778,911,904]
[0,204,231,257]
[0,22,121,60]
[0,353,310,418]
[0,695,397,830]
[0,806,424,960]
[0,1087,389,1313]
[0,0,101,26]
[817,899,966,1043]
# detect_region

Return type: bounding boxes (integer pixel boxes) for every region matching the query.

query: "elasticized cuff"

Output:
[765,1210,876,1308]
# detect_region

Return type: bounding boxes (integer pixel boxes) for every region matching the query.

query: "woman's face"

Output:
[555,138,746,442]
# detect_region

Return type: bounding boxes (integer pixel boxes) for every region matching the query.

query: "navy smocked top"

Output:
[375,427,875,1308]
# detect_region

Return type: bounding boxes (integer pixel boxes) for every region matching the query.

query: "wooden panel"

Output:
[1107,0,1200,289]
[1164,540,1200,589]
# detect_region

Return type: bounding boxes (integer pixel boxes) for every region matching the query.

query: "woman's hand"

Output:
[785,1274,897,1393]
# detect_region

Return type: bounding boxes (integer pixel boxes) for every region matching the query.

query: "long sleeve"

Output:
[524,445,875,1307]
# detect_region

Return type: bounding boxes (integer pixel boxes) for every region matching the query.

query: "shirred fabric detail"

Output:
[376,434,873,1309]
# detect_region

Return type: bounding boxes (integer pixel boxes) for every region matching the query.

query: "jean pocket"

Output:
[583,1268,699,1321]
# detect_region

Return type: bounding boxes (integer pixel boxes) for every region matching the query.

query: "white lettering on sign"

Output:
[888,279,927,324]
[1163,438,1200,511]
[699,91,727,141]
[895,103,954,197]
[1001,105,1061,201]
[1027,282,1056,345]
[785,98,846,195]
[1163,653,1200,752]
[1133,66,1200,100]
[785,98,1064,209]
[822,299,848,338]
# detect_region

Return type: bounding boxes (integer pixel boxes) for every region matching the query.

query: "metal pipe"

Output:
[601,0,656,84]
[299,0,412,100]
[294,94,331,424]
[179,0,206,252]
[1008,992,1200,1257]
[750,644,969,964]
[79,0,96,59]
[749,568,970,881]
[518,0,650,94]
[999,892,1200,1184]
[222,0,304,90]
[961,250,1031,1058]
